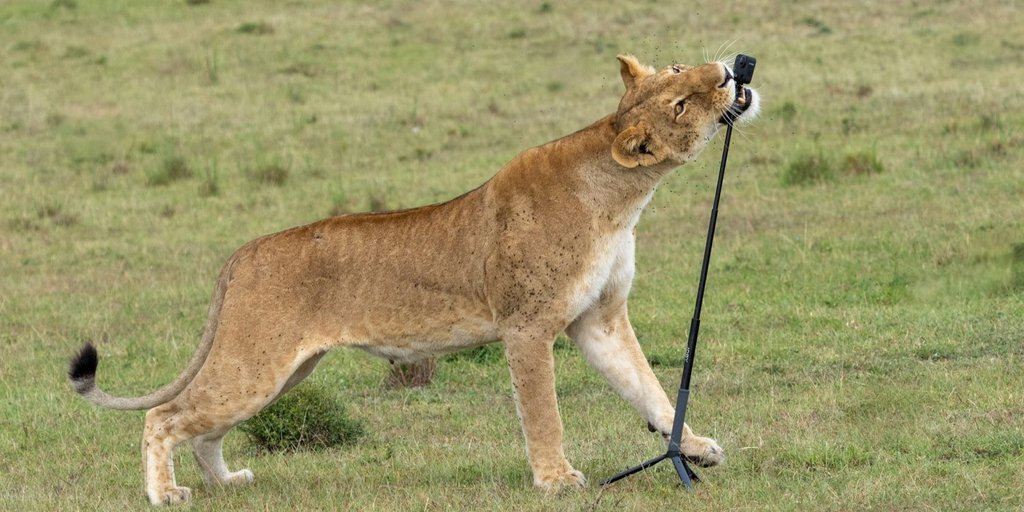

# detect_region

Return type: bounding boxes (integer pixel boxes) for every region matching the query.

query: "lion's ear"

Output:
[617,54,655,92]
[611,123,665,168]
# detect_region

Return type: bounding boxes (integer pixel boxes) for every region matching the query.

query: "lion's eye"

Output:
[671,65,682,74]
[674,99,686,116]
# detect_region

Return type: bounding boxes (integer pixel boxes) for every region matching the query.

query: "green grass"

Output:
[1,0,1023,510]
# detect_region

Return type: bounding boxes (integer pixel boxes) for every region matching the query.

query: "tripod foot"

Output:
[599,451,701,490]
[670,455,700,490]
[600,453,668,486]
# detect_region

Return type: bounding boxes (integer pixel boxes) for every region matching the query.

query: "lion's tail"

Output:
[68,256,235,411]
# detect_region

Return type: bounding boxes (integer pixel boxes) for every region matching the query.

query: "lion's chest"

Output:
[566,227,637,320]
[563,189,654,320]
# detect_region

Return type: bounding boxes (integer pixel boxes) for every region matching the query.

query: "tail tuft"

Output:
[68,343,99,392]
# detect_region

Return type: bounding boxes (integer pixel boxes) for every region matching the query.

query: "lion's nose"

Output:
[719,65,733,87]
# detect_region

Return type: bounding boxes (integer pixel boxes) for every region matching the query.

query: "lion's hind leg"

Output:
[192,432,254,488]
[191,350,326,489]
[143,405,196,505]
[142,344,323,505]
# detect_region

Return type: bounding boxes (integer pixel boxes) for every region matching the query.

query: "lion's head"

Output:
[611,54,761,168]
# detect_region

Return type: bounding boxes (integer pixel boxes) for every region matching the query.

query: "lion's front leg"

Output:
[503,329,587,491]
[566,302,725,468]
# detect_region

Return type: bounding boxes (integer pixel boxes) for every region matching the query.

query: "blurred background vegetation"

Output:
[1,0,1021,510]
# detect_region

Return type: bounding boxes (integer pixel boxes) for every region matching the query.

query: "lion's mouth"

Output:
[719,86,752,125]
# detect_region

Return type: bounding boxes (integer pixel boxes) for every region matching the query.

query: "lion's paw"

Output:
[534,467,587,493]
[150,486,192,506]
[682,435,725,468]
[224,469,254,486]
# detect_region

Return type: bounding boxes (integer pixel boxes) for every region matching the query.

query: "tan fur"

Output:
[70,54,760,505]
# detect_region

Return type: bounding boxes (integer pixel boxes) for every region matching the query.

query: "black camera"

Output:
[733,54,756,85]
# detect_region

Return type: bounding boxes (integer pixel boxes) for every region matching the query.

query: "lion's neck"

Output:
[482,114,677,233]
[546,114,674,225]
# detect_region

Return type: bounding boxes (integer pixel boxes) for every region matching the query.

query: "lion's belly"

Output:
[352,316,499,363]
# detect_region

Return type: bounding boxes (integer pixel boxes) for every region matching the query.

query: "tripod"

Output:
[601,54,755,487]
[600,125,733,488]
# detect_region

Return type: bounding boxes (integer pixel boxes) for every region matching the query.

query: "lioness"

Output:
[69,54,759,505]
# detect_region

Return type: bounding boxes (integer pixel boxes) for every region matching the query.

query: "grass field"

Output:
[2,0,1023,510]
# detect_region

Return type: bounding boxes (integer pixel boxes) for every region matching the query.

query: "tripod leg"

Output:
[600,453,668,486]
[670,455,699,490]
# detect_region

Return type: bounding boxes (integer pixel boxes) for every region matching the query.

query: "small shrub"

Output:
[50,0,76,10]
[800,16,832,35]
[237,22,274,35]
[952,32,980,47]
[163,156,192,180]
[91,177,109,192]
[776,101,797,122]
[1010,243,1024,292]
[841,117,863,135]
[881,272,911,304]
[367,193,388,212]
[398,148,432,163]
[137,141,158,155]
[239,383,365,453]
[329,187,353,216]
[9,217,41,232]
[954,148,983,168]
[841,151,884,176]
[280,63,316,77]
[287,87,305,104]
[37,204,78,227]
[12,40,45,53]
[978,114,1001,132]
[37,204,62,219]
[147,156,192,186]
[52,212,79,227]
[386,358,437,389]
[913,343,957,361]
[62,46,89,59]
[204,50,219,85]
[199,162,220,197]
[185,0,211,5]
[782,152,834,186]
[249,164,289,186]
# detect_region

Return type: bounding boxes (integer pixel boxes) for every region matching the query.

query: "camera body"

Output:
[733,54,756,85]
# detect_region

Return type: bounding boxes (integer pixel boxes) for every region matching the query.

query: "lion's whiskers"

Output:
[713,40,739,64]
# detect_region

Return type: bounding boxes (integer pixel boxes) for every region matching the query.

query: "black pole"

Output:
[601,54,755,489]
